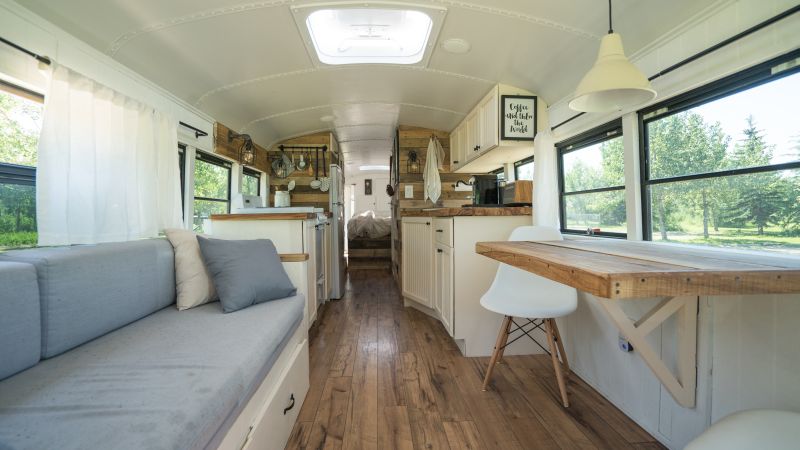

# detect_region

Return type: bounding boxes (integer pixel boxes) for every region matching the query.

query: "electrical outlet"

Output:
[404,184,413,198]
[618,334,634,352]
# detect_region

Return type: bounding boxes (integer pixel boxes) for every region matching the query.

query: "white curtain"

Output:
[532,130,560,228]
[37,64,183,245]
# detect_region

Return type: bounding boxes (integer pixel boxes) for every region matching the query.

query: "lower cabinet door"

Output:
[401,218,434,307]
[435,243,454,337]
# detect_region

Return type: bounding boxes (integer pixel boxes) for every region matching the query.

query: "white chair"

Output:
[480,225,578,407]
[685,409,800,450]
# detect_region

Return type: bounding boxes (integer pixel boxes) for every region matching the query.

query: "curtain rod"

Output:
[179,121,208,138]
[277,145,328,152]
[551,4,800,132]
[0,36,51,66]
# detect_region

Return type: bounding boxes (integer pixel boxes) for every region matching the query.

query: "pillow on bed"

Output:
[197,237,297,313]
[164,228,217,311]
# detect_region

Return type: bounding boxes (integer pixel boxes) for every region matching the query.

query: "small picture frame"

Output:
[365,179,372,195]
[501,95,537,141]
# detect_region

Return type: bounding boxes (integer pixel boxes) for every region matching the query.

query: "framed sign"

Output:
[501,95,537,141]
[365,179,372,195]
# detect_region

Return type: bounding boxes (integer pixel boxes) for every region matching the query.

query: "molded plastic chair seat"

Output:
[479,225,578,407]
[685,409,800,450]
[480,268,577,319]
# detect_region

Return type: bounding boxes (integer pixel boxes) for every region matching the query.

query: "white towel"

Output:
[423,137,443,204]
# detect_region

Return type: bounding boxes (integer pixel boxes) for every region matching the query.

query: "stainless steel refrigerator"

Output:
[328,164,346,299]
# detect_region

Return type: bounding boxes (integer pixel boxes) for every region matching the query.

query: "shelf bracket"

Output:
[598,295,698,408]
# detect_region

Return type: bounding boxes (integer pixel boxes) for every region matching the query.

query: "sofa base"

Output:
[217,321,310,450]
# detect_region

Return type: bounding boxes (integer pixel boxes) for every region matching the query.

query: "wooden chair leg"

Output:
[496,316,513,364]
[550,318,570,376]
[545,319,569,407]
[482,316,512,391]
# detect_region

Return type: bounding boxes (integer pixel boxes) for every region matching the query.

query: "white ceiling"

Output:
[18,0,719,171]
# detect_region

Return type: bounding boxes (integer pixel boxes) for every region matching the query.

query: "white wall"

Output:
[547,1,800,448]
[348,172,391,218]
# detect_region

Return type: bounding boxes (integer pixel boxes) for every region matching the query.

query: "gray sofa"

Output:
[0,239,305,450]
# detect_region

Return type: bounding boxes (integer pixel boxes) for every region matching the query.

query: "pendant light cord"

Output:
[608,0,614,34]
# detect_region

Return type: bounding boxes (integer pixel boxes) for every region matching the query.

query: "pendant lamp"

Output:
[569,0,656,112]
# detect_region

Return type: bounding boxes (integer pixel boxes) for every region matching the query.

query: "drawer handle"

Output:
[436,229,443,232]
[437,249,443,253]
[283,393,295,415]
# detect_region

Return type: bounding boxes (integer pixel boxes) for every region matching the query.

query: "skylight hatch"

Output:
[294,4,445,66]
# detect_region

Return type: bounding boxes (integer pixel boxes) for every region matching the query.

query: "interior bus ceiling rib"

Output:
[17,0,721,170]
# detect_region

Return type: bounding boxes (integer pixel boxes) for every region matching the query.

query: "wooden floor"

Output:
[286,269,665,450]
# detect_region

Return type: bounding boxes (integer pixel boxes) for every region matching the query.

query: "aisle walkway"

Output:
[286,270,664,449]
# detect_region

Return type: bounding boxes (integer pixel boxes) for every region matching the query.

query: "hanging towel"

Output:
[423,137,443,204]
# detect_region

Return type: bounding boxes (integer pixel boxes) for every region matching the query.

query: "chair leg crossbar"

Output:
[502,319,550,355]
[482,316,571,407]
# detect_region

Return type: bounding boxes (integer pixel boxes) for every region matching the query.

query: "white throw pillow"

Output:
[164,228,217,310]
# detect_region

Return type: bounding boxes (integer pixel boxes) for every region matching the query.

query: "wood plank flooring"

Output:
[286,269,665,450]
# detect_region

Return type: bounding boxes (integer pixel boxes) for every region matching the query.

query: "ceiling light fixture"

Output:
[441,38,471,54]
[568,0,656,112]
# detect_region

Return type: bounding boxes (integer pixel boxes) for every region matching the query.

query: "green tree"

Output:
[0,91,41,248]
[726,116,782,235]
[647,112,729,239]
[0,92,40,167]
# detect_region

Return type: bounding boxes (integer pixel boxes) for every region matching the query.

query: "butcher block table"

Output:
[476,239,800,408]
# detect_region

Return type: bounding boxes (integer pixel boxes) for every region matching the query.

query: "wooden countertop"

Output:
[211,213,318,221]
[476,239,800,299]
[403,206,531,217]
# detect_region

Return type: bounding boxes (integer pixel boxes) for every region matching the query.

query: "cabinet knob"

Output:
[437,249,443,253]
[436,229,443,232]
[454,160,459,164]
[425,222,430,225]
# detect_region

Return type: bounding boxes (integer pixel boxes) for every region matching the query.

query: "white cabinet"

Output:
[478,88,499,155]
[449,84,536,173]
[464,111,479,163]
[434,242,454,336]
[401,217,433,308]
[450,124,461,167]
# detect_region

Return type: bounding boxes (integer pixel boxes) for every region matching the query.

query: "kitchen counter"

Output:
[402,206,531,217]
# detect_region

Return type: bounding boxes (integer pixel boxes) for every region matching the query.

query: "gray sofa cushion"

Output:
[197,237,297,313]
[0,294,304,450]
[0,262,41,381]
[0,239,175,358]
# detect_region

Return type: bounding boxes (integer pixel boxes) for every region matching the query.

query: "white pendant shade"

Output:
[569,33,656,112]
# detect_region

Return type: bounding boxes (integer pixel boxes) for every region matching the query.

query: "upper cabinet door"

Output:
[465,111,480,161]
[479,88,499,153]
[450,124,461,169]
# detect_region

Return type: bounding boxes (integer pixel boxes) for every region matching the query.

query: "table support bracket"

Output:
[598,295,698,408]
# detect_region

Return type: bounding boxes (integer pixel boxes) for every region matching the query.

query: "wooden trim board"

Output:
[211,213,317,221]
[280,253,309,262]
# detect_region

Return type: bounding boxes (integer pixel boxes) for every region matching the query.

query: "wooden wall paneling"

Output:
[267,132,335,211]
[214,122,271,173]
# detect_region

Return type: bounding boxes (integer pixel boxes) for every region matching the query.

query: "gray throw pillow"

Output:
[196,237,297,313]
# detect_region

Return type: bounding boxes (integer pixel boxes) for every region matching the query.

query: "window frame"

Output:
[556,119,626,238]
[242,167,261,196]
[193,151,232,214]
[638,49,800,241]
[513,155,535,180]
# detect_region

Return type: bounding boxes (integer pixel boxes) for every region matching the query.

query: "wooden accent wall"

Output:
[267,133,337,211]
[214,122,271,173]
[213,123,339,211]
